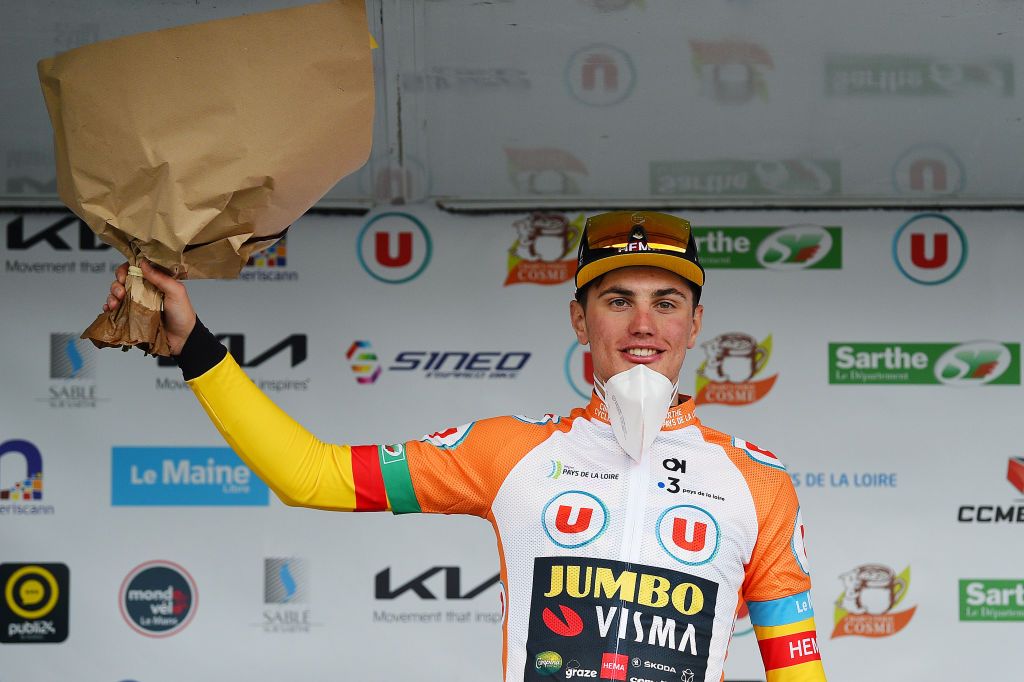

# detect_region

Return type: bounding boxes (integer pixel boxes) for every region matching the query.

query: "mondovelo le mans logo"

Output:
[357,212,432,284]
[696,332,778,406]
[523,557,718,681]
[542,491,609,549]
[892,213,967,285]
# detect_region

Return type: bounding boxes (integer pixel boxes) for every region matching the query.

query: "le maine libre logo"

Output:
[892,213,967,285]
[0,563,70,643]
[356,212,432,284]
[111,447,269,506]
[693,225,842,270]
[829,341,1020,385]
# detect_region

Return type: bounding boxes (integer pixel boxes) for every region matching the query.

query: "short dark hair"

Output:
[574,273,701,309]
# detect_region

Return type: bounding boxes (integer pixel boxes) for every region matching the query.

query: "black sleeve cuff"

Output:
[175,317,227,381]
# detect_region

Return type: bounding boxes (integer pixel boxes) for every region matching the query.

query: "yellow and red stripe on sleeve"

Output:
[754,618,824,680]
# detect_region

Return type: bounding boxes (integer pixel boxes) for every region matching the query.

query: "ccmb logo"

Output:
[892,145,965,196]
[564,44,635,106]
[892,213,967,285]
[357,212,432,284]
[119,561,197,637]
[0,563,70,643]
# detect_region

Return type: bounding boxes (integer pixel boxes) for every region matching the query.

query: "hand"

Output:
[103,259,197,355]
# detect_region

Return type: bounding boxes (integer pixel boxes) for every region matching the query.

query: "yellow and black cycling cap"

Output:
[575,211,705,290]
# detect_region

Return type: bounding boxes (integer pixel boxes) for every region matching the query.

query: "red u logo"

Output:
[672,517,708,552]
[555,505,593,534]
[582,54,617,91]
[375,232,413,268]
[910,233,948,269]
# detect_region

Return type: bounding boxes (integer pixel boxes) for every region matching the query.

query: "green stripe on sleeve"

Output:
[377,444,422,514]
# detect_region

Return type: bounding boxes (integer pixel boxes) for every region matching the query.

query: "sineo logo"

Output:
[564,44,635,106]
[349,340,531,382]
[892,213,967,285]
[0,563,69,643]
[119,561,197,637]
[357,212,432,284]
[829,342,1021,386]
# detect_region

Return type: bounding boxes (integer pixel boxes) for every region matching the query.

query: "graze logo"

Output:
[651,159,839,197]
[957,457,1024,524]
[791,508,810,575]
[374,566,500,600]
[0,439,43,502]
[241,237,297,282]
[346,340,380,384]
[505,212,584,286]
[111,447,269,506]
[959,579,1024,622]
[599,652,628,680]
[262,558,317,634]
[693,225,842,270]
[119,561,197,637]
[505,147,589,195]
[829,342,1020,386]
[565,341,595,400]
[356,212,432,284]
[832,564,915,638]
[690,40,774,105]
[0,563,69,643]
[826,55,1013,97]
[156,333,309,392]
[892,213,967,285]
[656,505,720,566]
[350,340,531,381]
[525,557,717,681]
[696,333,777,406]
[535,650,563,676]
[5,214,115,277]
[542,491,609,549]
[565,44,635,106]
[892,145,965,196]
[46,334,100,408]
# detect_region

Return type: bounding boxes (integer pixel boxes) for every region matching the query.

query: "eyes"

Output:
[607,297,680,311]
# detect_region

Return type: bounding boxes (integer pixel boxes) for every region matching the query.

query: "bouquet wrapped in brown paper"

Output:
[37,0,374,356]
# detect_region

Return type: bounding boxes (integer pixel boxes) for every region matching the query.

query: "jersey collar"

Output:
[585,392,699,432]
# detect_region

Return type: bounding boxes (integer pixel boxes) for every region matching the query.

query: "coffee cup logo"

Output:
[505,213,584,286]
[695,332,778,406]
[833,564,916,639]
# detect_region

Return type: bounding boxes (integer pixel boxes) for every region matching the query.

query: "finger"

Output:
[139,258,177,294]
[109,281,125,298]
[105,294,118,310]
[115,262,129,285]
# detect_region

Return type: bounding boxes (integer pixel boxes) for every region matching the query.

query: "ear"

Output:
[569,299,589,345]
[687,304,704,349]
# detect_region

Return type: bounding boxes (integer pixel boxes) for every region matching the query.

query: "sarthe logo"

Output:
[832,564,916,638]
[693,226,842,270]
[826,55,1013,97]
[829,341,1021,385]
[959,579,1024,622]
[505,212,584,286]
[0,563,70,643]
[696,332,777,406]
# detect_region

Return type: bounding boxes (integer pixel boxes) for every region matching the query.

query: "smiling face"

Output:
[569,266,704,391]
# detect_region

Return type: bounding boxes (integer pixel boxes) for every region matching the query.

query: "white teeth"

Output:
[626,348,657,357]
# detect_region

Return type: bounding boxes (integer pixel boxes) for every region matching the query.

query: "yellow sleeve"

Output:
[187,352,390,511]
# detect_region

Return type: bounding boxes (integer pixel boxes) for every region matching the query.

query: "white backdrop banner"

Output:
[1,206,1022,681]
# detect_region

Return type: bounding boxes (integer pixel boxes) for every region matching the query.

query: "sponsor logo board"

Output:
[348,340,532,382]
[696,333,777,406]
[829,342,1020,385]
[790,471,898,490]
[0,563,69,643]
[651,160,839,197]
[119,561,197,637]
[832,564,915,638]
[111,447,269,506]
[692,226,841,269]
[523,557,717,681]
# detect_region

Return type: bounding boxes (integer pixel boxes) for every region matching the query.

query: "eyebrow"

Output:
[598,286,689,299]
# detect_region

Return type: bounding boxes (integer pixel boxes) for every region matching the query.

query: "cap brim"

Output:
[576,253,705,289]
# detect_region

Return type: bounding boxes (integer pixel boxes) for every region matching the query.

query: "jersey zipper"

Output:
[618,445,651,564]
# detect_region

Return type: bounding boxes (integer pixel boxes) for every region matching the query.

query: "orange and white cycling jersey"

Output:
[189,350,826,682]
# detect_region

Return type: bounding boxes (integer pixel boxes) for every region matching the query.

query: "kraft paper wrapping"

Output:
[37,0,374,355]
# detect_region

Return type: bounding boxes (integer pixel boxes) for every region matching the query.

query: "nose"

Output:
[627,305,654,336]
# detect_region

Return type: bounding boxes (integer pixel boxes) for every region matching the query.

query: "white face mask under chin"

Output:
[594,364,678,461]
